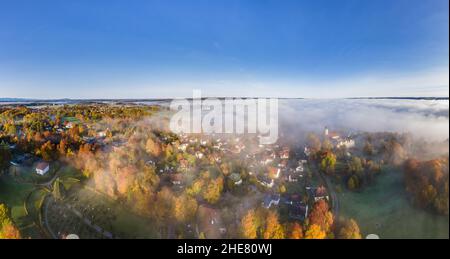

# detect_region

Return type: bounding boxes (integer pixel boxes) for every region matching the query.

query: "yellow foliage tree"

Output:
[338,219,362,239]
[263,211,285,239]
[241,209,258,239]
[289,222,304,239]
[305,224,326,239]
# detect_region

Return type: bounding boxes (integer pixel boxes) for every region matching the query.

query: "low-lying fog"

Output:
[279,99,449,143]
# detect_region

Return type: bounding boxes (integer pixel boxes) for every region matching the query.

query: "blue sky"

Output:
[0,0,448,98]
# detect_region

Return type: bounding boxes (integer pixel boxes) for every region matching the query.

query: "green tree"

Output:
[320,152,336,175]
[347,157,364,176]
[0,141,12,175]
[347,175,359,190]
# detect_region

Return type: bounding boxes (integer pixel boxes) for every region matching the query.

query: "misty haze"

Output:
[0,0,448,243]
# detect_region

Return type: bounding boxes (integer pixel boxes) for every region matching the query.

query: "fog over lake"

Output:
[279,99,449,142]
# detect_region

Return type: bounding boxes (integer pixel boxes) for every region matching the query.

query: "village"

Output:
[0,104,366,239]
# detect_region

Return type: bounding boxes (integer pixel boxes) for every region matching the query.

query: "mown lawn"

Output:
[338,167,449,239]
[69,187,160,238]
[0,175,43,238]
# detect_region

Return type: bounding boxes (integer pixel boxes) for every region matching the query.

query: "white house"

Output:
[336,138,356,149]
[36,162,50,175]
[263,194,281,209]
[97,131,107,138]
[65,122,74,129]
[195,151,204,159]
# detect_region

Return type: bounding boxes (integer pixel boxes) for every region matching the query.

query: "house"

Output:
[279,148,290,159]
[195,151,204,159]
[307,186,329,202]
[229,173,242,185]
[288,202,309,221]
[178,143,188,152]
[278,160,288,168]
[304,147,311,157]
[145,160,155,166]
[262,157,273,165]
[36,162,50,175]
[257,175,274,188]
[268,167,281,179]
[97,131,107,138]
[314,186,329,201]
[324,126,341,140]
[328,132,341,140]
[284,194,302,204]
[287,173,299,182]
[170,173,184,185]
[324,127,356,149]
[336,138,356,149]
[179,159,189,170]
[65,122,74,129]
[229,141,245,154]
[262,194,281,209]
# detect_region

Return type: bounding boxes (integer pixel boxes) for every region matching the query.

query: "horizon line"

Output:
[1,96,449,102]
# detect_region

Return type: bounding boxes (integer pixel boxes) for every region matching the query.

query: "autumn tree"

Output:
[263,211,285,239]
[338,219,362,239]
[288,222,304,239]
[4,122,16,136]
[152,187,175,224]
[146,137,161,157]
[39,141,55,161]
[0,224,20,239]
[173,194,198,223]
[385,140,407,165]
[322,139,333,151]
[57,139,68,156]
[307,133,321,151]
[241,209,259,239]
[404,158,449,215]
[203,177,224,204]
[0,204,20,239]
[308,200,334,233]
[304,224,326,239]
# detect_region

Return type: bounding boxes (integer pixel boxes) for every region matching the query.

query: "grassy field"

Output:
[0,175,42,238]
[338,167,449,239]
[1,164,82,238]
[69,187,160,238]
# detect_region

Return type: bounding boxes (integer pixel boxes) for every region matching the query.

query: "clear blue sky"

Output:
[0,0,448,98]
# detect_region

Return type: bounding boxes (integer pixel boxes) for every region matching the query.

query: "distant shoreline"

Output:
[0,97,448,104]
